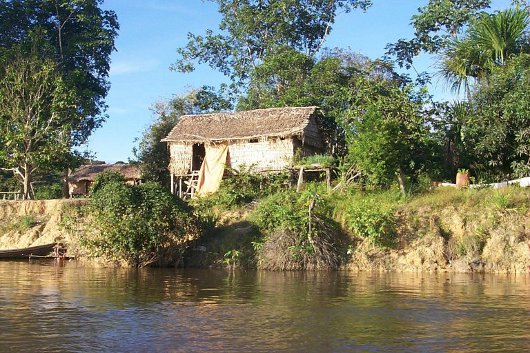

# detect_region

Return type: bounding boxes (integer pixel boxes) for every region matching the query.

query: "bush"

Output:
[34,183,63,200]
[83,172,201,267]
[251,186,345,270]
[347,199,396,247]
[191,167,289,212]
[333,189,400,247]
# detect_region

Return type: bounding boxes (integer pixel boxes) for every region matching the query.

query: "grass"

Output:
[0,215,40,234]
[296,154,335,167]
[187,178,530,271]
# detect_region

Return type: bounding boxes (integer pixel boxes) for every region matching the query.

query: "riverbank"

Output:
[0,199,86,254]
[189,187,530,273]
[1,187,529,273]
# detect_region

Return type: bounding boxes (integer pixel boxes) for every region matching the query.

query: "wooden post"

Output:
[170,173,174,194]
[326,168,331,191]
[296,166,304,192]
[179,177,183,198]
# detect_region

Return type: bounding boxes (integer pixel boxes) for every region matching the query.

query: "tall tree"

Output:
[386,0,492,69]
[464,54,530,179]
[0,0,118,146]
[440,8,530,94]
[344,73,435,193]
[0,0,118,197]
[0,51,75,199]
[173,0,372,90]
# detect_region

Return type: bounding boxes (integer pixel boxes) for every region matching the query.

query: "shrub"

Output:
[251,186,344,270]
[34,183,63,200]
[347,199,396,247]
[191,167,289,212]
[89,171,126,194]
[83,173,200,267]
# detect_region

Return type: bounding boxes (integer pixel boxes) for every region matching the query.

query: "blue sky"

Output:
[90,0,513,163]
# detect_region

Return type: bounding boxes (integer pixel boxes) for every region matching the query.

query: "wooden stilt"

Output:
[170,173,174,194]
[179,177,183,198]
[296,166,304,192]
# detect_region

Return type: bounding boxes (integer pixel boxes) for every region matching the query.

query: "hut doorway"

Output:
[192,143,206,171]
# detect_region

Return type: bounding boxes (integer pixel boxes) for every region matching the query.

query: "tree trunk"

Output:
[397,168,407,196]
[23,163,32,200]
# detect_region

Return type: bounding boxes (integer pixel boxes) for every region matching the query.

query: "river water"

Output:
[0,261,529,352]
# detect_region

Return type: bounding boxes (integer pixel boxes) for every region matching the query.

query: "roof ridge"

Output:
[178,106,318,120]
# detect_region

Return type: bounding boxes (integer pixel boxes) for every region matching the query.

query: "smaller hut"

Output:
[67,162,142,197]
[162,106,324,198]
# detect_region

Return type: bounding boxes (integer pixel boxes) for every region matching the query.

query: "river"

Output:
[0,261,529,352]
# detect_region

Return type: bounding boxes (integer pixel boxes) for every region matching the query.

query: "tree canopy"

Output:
[0,0,118,141]
[0,49,75,198]
[0,0,118,197]
[173,0,372,88]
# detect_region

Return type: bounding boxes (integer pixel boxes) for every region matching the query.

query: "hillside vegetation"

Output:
[187,181,530,273]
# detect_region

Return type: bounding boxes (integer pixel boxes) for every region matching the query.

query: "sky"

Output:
[89,0,514,163]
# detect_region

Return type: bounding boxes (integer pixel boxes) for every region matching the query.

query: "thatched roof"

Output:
[68,163,142,182]
[162,106,320,144]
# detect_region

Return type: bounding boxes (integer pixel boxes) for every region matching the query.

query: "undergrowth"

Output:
[251,185,346,270]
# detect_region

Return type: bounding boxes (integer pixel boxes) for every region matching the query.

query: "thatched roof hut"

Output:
[163,106,322,147]
[67,163,142,196]
[163,106,324,196]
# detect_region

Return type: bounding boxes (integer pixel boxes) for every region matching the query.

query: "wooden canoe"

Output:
[0,243,56,259]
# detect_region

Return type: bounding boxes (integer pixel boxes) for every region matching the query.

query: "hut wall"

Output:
[228,138,295,172]
[169,143,192,175]
[293,137,322,157]
[68,181,88,196]
[301,114,324,149]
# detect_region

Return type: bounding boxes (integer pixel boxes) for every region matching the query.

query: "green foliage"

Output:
[296,154,335,167]
[192,167,289,211]
[0,0,118,139]
[0,214,39,234]
[251,186,344,270]
[386,0,491,69]
[223,249,241,267]
[17,215,37,233]
[84,173,200,267]
[0,50,76,198]
[174,0,372,88]
[252,189,313,234]
[440,8,530,93]
[344,74,436,190]
[89,171,125,195]
[0,1,117,198]
[34,183,63,200]
[465,54,530,178]
[346,199,396,247]
[332,189,401,247]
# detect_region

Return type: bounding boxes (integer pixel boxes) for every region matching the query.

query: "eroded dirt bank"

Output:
[0,199,86,250]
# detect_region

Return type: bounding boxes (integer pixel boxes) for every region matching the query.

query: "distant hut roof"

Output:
[68,163,142,182]
[162,106,321,145]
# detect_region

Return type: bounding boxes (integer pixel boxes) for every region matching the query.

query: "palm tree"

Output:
[440,8,530,96]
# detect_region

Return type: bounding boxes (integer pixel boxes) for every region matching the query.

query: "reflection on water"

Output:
[0,261,529,352]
